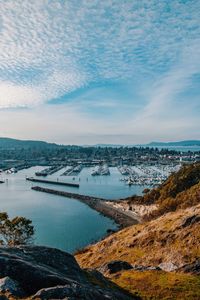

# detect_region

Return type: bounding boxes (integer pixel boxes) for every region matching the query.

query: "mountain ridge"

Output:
[1,137,200,149]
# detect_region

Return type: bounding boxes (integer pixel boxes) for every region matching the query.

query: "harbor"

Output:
[0,162,182,252]
[118,164,181,186]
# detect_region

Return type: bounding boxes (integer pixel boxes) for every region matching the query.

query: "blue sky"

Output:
[0,0,199,144]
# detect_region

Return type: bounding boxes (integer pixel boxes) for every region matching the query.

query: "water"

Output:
[0,166,144,253]
[44,166,145,200]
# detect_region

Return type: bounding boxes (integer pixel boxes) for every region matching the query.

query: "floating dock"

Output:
[26,177,79,187]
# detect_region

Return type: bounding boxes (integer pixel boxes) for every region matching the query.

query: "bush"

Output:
[0,212,34,246]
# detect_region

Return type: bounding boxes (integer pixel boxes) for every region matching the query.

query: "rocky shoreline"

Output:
[31,186,139,228]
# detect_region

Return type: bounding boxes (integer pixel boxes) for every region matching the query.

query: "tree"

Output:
[0,212,34,246]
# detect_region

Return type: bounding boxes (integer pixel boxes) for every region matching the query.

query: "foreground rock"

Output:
[0,245,135,299]
[0,276,24,297]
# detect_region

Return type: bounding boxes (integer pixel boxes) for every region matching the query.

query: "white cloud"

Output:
[0,0,200,108]
[0,0,199,143]
[0,82,43,108]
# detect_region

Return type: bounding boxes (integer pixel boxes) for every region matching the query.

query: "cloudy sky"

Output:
[0,0,199,144]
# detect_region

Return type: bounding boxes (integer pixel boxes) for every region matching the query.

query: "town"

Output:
[1,143,200,187]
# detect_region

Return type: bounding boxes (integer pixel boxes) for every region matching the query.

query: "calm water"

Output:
[0,166,144,253]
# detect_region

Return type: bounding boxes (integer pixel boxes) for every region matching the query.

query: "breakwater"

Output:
[31,186,138,228]
[26,177,79,188]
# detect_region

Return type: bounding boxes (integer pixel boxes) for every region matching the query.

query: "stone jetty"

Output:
[31,186,138,228]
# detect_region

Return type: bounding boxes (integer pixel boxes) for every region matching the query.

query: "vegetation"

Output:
[0,212,34,246]
[76,204,200,269]
[76,163,200,299]
[112,270,200,300]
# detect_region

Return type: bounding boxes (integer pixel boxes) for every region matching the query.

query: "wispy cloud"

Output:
[0,0,199,142]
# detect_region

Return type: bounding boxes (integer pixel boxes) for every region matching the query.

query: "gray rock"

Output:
[158,262,178,272]
[0,245,84,295]
[0,246,135,299]
[32,283,131,300]
[98,261,133,275]
[0,276,24,296]
[131,265,161,271]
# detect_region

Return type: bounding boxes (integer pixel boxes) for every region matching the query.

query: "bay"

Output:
[0,166,143,252]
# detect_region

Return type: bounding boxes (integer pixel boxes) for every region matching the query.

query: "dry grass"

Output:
[112,270,200,300]
[76,204,200,269]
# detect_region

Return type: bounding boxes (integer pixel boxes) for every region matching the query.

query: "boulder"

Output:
[98,261,133,275]
[0,276,24,297]
[0,245,84,295]
[0,246,134,299]
[158,262,178,272]
[33,283,130,300]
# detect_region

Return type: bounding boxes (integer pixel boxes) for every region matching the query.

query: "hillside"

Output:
[0,137,62,150]
[76,163,200,299]
[76,204,200,269]
[76,204,200,299]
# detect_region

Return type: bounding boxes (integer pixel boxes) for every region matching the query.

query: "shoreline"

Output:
[31,186,139,228]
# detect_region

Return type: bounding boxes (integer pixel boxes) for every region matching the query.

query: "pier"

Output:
[31,186,139,228]
[61,164,83,176]
[35,165,65,176]
[26,177,79,187]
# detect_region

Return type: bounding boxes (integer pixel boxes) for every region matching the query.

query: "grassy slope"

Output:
[76,204,200,268]
[112,270,200,300]
[76,164,200,299]
[76,205,200,299]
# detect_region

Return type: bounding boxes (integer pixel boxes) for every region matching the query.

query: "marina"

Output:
[118,164,181,186]
[35,165,64,176]
[91,164,110,176]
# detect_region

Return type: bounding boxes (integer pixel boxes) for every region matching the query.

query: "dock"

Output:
[26,177,79,188]
[31,186,139,228]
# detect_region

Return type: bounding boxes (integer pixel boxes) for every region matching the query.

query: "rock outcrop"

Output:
[0,245,135,299]
[98,261,133,275]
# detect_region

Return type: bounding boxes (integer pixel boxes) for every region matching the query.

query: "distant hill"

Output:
[146,140,200,147]
[0,137,62,149]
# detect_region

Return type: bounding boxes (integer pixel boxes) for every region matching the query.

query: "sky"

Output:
[0,0,199,145]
